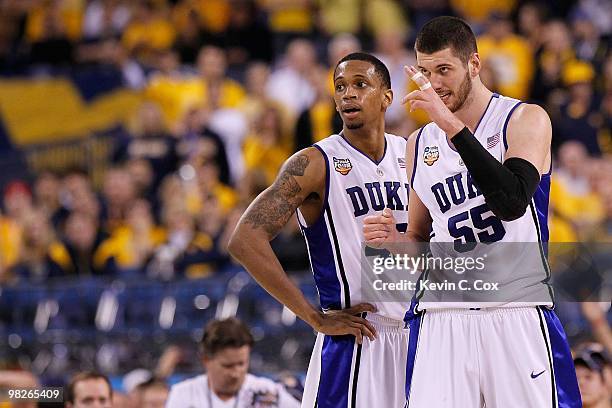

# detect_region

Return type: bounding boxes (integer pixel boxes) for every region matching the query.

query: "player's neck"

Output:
[452,82,494,133]
[342,122,386,163]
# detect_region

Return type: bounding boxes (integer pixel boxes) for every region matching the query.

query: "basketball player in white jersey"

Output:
[364,17,581,407]
[229,53,411,408]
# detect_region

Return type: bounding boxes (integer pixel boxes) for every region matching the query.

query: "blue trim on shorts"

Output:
[317,335,356,408]
[404,306,423,405]
[540,307,582,408]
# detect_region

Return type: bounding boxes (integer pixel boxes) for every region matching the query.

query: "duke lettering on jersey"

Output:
[431,172,481,214]
[346,182,410,217]
[410,94,553,308]
[296,133,411,320]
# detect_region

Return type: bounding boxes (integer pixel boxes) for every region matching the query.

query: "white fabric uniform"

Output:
[297,133,411,408]
[165,373,300,408]
[406,94,581,408]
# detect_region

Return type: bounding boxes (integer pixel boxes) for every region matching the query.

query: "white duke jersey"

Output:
[297,133,411,321]
[411,94,553,308]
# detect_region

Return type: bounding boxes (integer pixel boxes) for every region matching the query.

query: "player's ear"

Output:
[469,53,481,77]
[382,88,393,110]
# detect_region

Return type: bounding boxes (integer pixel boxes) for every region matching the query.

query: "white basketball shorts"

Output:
[405,306,582,408]
[302,313,409,408]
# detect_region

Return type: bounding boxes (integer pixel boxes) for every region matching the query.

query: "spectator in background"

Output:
[12,209,71,282]
[176,107,231,186]
[574,346,612,408]
[143,48,204,126]
[326,32,361,80]
[66,371,113,408]
[95,199,165,276]
[121,0,175,63]
[63,211,105,276]
[0,208,21,283]
[113,102,178,191]
[571,10,609,70]
[516,2,549,52]
[100,166,137,232]
[33,171,63,227]
[295,65,342,151]
[549,141,604,241]
[3,181,33,226]
[531,19,575,104]
[140,379,169,408]
[477,12,534,100]
[374,26,415,134]
[241,61,274,125]
[172,6,208,65]
[150,201,218,279]
[554,60,603,155]
[197,45,246,110]
[243,105,291,192]
[58,168,99,224]
[166,318,300,408]
[223,0,273,70]
[266,39,316,119]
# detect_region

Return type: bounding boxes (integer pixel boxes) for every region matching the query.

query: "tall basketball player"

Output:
[363,17,582,407]
[229,53,411,408]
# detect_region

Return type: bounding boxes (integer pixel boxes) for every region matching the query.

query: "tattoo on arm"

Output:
[243,154,310,238]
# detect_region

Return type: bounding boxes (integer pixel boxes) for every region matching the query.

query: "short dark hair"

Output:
[415,16,477,64]
[66,371,112,403]
[334,52,391,90]
[199,318,254,358]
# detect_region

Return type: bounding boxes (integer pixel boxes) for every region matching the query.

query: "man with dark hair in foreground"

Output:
[165,318,299,407]
[65,372,112,408]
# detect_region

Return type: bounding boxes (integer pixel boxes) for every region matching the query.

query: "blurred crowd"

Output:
[0,0,609,286]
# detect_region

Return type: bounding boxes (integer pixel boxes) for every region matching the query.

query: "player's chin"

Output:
[346,121,364,130]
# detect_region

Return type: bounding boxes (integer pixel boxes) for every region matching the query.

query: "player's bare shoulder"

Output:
[241,147,326,238]
[509,103,552,133]
[505,103,552,173]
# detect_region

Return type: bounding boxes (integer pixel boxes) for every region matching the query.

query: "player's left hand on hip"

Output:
[401,66,456,132]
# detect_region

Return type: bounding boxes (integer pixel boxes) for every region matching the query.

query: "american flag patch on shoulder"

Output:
[487,132,500,149]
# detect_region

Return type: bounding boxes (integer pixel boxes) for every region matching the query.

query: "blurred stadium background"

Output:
[0,0,610,404]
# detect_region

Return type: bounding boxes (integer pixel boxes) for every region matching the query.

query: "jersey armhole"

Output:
[296,143,329,229]
[410,126,425,188]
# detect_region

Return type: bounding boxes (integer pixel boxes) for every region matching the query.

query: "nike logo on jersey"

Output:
[531,370,546,379]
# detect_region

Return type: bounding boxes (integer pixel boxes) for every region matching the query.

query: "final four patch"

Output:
[423,146,439,166]
[333,157,353,175]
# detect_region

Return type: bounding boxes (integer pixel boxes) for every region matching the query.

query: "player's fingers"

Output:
[363,223,390,233]
[349,321,376,342]
[364,231,389,241]
[363,215,385,225]
[344,302,377,315]
[348,316,378,339]
[401,89,425,105]
[382,208,394,219]
[405,65,432,92]
[349,327,363,344]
